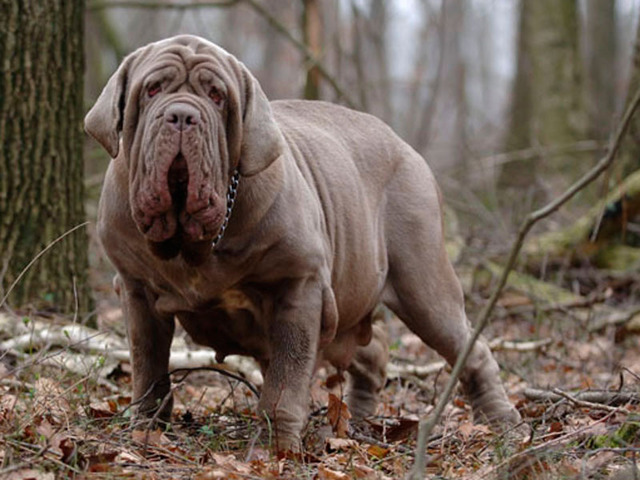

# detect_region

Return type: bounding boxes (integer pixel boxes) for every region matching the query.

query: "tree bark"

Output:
[0,0,91,313]
[584,0,616,141]
[500,0,587,202]
[302,0,322,100]
[618,15,640,174]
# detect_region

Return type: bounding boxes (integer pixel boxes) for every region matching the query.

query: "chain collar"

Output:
[212,169,240,249]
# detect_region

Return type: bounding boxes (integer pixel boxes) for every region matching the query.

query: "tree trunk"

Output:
[584,0,616,141]
[0,0,91,313]
[618,15,640,174]
[302,0,322,100]
[500,0,587,204]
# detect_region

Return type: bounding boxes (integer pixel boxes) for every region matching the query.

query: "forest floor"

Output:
[1,226,640,479]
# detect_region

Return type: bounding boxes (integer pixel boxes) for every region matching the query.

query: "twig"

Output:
[524,388,640,406]
[387,361,446,379]
[488,337,553,352]
[550,388,631,414]
[460,140,603,172]
[388,338,550,380]
[88,0,358,108]
[124,365,260,421]
[485,410,619,477]
[169,366,260,397]
[0,222,90,308]
[242,0,358,108]
[0,443,51,477]
[622,367,640,383]
[409,86,640,479]
[588,306,640,332]
[88,0,238,10]
[349,428,412,454]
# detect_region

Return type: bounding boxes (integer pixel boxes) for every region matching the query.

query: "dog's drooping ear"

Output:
[84,54,137,158]
[236,69,285,177]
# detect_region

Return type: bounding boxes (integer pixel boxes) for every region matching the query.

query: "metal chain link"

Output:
[212,169,240,249]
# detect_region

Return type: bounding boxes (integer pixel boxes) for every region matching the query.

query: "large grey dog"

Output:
[86,35,520,450]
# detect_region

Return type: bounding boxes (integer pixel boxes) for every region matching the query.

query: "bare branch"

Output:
[89,0,359,108]
[242,0,358,108]
[88,0,238,11]
[409,86,640,479]
[524,388,639,408]
[0,222,90,308]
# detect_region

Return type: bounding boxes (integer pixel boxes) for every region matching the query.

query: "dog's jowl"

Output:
[86,35,521,451]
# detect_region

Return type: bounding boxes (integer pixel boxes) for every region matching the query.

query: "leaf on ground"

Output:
[131,429,171,447]
[211,452,254,476]
[547,421,564,439]
[59,437,84,466]
[367,444,390,459]
[33,378,70,421]
[86,400,117,418]
[384,418,419,442]
[116,449,146,464]
[458,421,491,442]
[5,470,55,480]
[327,394,351,437]
[317,464,351,480]
[326,437,358,452]
[195,469,234,480]
[86,450,119,470]
[497,291,532,308]
[0,392,18,420]
[353,463,385,479]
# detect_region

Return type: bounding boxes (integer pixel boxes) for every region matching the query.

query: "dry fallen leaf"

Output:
[195,469,232,480]
[326,437,358,452]
[458,421,491,442]
[497,291,532,308]
[318,464,351,480]
[87,400,117,418]
[131,429,171,447]
[367,444,390,459]
[5,469,55,480]
[383,418,419,442]
[33,378,70,421]
[327,393,351,437]
[211,453,254,476]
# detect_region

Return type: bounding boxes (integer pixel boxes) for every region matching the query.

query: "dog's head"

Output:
[86,35,284,254]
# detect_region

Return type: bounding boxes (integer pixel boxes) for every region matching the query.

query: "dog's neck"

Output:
[215,155,286,248]
[211,169,240,250]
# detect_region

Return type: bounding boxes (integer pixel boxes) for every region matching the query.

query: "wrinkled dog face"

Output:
[130,49,231,244]
[85,35,285,261]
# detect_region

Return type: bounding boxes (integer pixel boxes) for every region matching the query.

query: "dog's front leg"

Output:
[118,276,176,424]
[257,276,322,452]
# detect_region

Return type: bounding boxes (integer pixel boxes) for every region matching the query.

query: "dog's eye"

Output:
[209,87,225,106]
[147,83,161,98]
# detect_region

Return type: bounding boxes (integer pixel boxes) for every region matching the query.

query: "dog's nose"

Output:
[164,103,200,131]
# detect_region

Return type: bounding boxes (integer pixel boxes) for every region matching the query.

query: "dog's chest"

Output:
[173,287,272,360]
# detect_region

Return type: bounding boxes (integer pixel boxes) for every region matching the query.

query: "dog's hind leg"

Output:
[381,155,521,428]
[345,319,389,420]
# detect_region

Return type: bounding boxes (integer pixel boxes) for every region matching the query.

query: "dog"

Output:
[85,35,520,451]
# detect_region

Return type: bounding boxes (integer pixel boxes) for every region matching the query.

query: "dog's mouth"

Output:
[140,148,225,258]
[168,153,189,210]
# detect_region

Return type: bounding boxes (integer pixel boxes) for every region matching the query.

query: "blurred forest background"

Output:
[85,0,639,220]
[83,0,640,313]
[2,0,640,478]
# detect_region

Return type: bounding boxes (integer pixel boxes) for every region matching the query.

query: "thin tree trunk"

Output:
[302,0,322,100]
[585,0,616,141]
[0,0,91,313]
[618,14,640,174]
[500,0,587,202]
